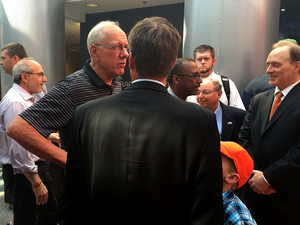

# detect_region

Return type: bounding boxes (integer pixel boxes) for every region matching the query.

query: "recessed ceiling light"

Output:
[86,3,99,8]
[281,8,286,12]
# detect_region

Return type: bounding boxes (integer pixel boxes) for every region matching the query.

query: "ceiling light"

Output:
[281,8,285,12]
[86,3,99,8]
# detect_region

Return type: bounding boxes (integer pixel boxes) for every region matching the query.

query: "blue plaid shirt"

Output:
[223,189,257,225]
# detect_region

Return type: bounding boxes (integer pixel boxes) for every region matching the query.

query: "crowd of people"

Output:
[1,16,300,225]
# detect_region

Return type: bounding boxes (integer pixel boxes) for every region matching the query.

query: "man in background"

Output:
[188,45,245,110]
[0,58,56,224]
[197,78,246,143]
[166,57,202,101]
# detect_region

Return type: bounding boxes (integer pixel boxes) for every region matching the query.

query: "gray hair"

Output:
[203,78,222,91]
[12,57,35,84]
[86,20,120,56]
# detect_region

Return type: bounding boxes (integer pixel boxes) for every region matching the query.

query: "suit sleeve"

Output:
[66,108,87,224]
[238,99,254,158]
[191,114,223,225]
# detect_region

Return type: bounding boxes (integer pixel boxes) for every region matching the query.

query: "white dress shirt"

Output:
[0,83,40,174]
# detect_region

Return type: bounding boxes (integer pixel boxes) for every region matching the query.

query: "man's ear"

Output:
[225,173,240,184]
[217,90,223,98]
[129,53,135,70]
[173,75,181,85]
[13,55,20,63]
[212,57,217,66]
[294,61,300,72]
[89,44,99,61]
[20,72,29,83]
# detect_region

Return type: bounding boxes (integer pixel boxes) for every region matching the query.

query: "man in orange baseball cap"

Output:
[220,141,257,224]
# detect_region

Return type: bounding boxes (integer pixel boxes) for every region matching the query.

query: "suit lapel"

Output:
[264,82,300,132]
[261,90,274,134]
[220,103,234,141]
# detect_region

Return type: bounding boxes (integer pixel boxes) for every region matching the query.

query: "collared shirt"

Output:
[273,80,300,102]
[0,84,40,173]
[187,71,245,110]
[19,60,122,152]
[214,101,222,140]
[223,189,257,225]
[167,86,182,99]
[132,78,165,87]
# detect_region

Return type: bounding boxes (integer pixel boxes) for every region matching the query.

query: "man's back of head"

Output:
[128,16,181,79]
[0,43,28,75]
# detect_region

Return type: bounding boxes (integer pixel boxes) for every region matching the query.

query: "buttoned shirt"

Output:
[214,102,222,140]
[0,84,40,173]
[223,189,257,225]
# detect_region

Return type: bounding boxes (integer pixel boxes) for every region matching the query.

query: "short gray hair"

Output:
[203,78,222,91]
[12,57,35,84]
[86,20,120,56]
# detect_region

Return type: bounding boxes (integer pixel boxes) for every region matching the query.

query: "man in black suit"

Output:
[66,17,223,224]
[239,41,300,224]
[197,78,246,142]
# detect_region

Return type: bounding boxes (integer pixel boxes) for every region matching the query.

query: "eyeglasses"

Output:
[197,90,218,96]
[25,72,45,76]
[94,43,130,53]
[176,73,203,80]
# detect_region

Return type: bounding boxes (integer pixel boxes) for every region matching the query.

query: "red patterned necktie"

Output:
[269,91,283,120]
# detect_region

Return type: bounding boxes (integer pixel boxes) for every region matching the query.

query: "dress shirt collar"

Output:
[12,83,35,103]
[214,101,222,139]
[84,60,122,87]
[132,78,165,87]
[167,86,182,99]
[274,80,300,100]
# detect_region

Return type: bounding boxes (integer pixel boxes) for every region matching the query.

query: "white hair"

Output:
[86,20,120,56]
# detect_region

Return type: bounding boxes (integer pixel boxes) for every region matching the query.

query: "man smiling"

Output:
[239,41,300,224]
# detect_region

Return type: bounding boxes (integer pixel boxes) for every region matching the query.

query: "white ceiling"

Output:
[65,0,184,52]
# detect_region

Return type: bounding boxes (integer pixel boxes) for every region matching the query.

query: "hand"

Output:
[248,170,276,195]
[47,132,60,147]
[32,182,49,205]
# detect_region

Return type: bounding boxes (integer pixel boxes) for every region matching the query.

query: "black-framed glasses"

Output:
[94,43,130,53]
[176,73,202,80]
[197,90,218,96]
[25,72,45,76]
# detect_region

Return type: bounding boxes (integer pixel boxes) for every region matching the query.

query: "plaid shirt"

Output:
[223,189,257,225]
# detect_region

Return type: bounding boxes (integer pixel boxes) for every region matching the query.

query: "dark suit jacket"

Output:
[66,81,223,225]
[239,82,300,213]
[220,102,246,142]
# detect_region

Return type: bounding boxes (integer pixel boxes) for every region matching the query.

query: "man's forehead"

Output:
[199,81,214,89]
[267,47,290,63]
[196,51,213,58]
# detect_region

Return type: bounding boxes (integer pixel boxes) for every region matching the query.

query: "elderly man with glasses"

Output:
[0,58,57,225]
[166,57,202,101]
[197,78,246,143]
[6,20,129,225]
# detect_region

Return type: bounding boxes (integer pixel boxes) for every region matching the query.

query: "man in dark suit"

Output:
[239,41,300,224]
[66,16,223,224]
[197,78,246,142]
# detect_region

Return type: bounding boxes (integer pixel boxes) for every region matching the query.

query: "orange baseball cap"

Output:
[220,141,254,189]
